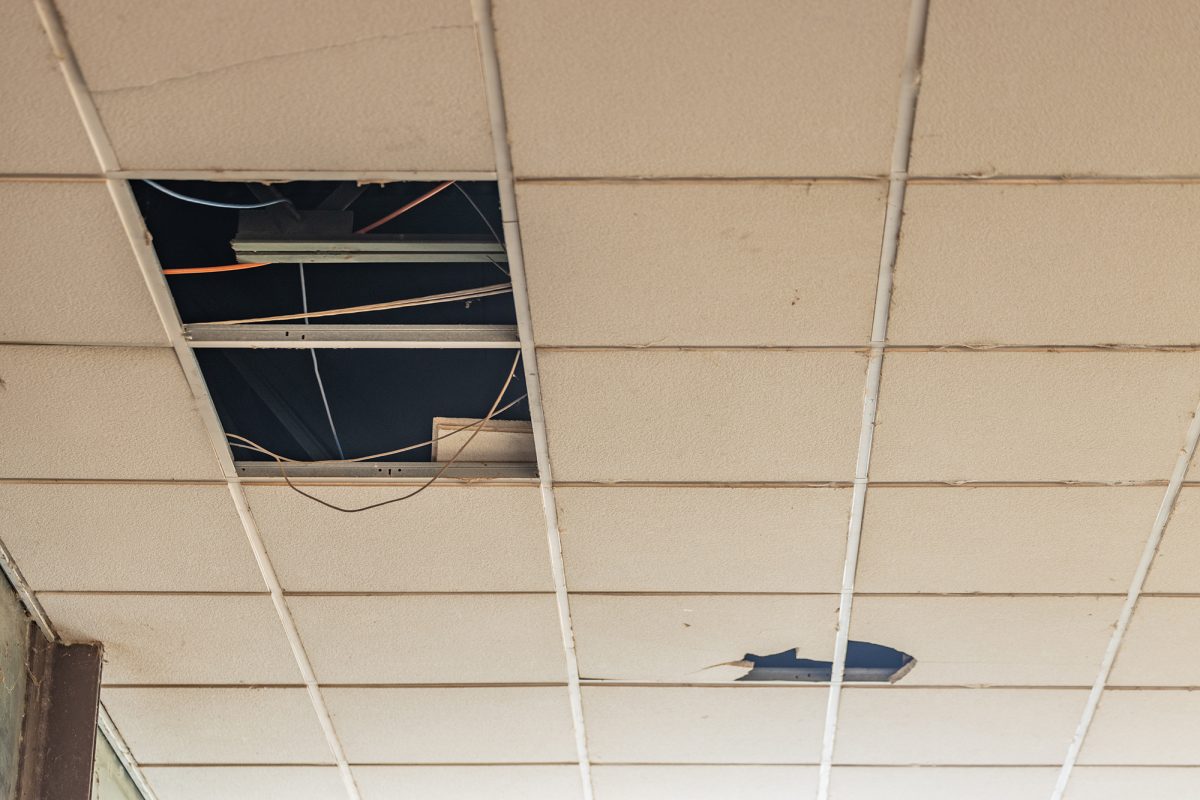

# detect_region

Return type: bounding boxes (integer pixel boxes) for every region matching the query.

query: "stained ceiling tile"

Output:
[246,485,553,592]
[324,687,577,763]
[571,594,838,682]
[890,185,1200,345]
[871,352,1200,482]
[1079,691,1200,765]
[0,183,165,345]
[1145,488,1200,592]
[581,686,827,763]
[288,595,566,683]
[142,767,345,800]
[40,594,299,685]
[1067,767,1200,799]
[56,0,493,171]
[856,487,1161,594]
[850,596,1121,686]
[829,767,1058,800]
[912,0,1200,175]
[1109,598,1200,686]
[834,688,1087,764]
[494,0,910,177]
[353,766,584,800]
[0,345,222,479]
[592,765,818,800]
[0,484,260,592]
[101,687,331,764]
[518,182,884,346]
[539,351,866,482]
[557,487,849,592]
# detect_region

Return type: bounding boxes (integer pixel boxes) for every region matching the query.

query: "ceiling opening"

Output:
[737,641,915,683]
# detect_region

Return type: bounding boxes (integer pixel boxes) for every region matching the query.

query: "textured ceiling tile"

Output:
[558,487,848,592]
[0,484,260,591]
[353,766,584,800]
[143,767,345,800]
[1080,691,1200,765]
[0,345,221,479]
[851,596,1121,686]
[1145,488,1200,592]
[592,766,818,800]
[102,687,331,764]
[539,351,865,482]
[834,688,1088,765]
[495,0,910,177]
[41,594,299,685]
[1067,768,1200,799]
[0,183,165,345]
[518,182,884,346]
[1109,598,1200,686]
[247,485,552,592]
[871,352,1200,482]
[890,185,1200,345]
[829,767,1058,800]
[58,0,492,171]
[571,594,837,682]
[912,0,1200,175]
[324,687,577,763]
[288,595,566,683]
[582,686,827,763]
[857,488,1161,594]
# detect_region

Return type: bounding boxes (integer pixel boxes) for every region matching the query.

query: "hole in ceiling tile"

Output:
[734,641,915,683]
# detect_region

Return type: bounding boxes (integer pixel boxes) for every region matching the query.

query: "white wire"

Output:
[143,179,293,210]
[299,264,346,459]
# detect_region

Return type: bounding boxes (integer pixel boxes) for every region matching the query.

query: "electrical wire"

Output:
[356,181,456,234]
[299,264,346,459]
[199,283,513,325]
[143,179,294,210]
[162,261,272,276]
[453,183,504,247]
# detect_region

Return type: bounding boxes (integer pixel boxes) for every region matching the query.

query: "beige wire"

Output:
[202,283,513,325]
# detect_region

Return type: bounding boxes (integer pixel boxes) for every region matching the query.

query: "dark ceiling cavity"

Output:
[737,642,915,683]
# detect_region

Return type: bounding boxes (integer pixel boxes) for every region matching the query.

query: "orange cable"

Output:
[162,261,271,276]
[355,180,455,234]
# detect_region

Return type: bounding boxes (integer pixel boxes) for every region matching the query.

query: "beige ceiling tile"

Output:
[890,185,1200,345]
[871,352,1200,482]
[592,766,818,800]
[572,594,837,682]
[0,484,261,592]
[912,0,1200,175]
[0,345,221,479]
[858,487,1160,594]
[102,687,331,764]
[354,766,584,800]
[519,182,883,347]
[834,688,1087,764]
[1145,488,1200,592]
[851,596,1119,686]
[582,686,827,763]
[1109,598,1200,686]
[143,767,344,800]
[1080,691,1200,764]
[40,594,299,685]
[288,595,565,684]
[0,183,165,345]
[495,0,910,177]
[540,351,865,482]
[58,0,492,171]
[325,687,577,763]
[558,487,848,592]
[1067,768,1200,799]
[247,485,552,592]
[830,767,1059,800]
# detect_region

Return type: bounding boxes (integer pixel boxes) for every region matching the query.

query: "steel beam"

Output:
[235,461,537,480]
[232,235,507,263]
[185,323,520,349]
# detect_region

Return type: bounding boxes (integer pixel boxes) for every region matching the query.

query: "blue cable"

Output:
[142,179,293,210]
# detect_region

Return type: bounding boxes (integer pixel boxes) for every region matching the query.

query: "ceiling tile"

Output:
[558,487,848,592]
[0,484,260,591]
[582,686,827,763]
[518,182,883,346]
[1080,691,1200,764]
[324,687,577,763]
[1067,767,1200,799]
[834,688,1087,764]
[571,594,837,682]
[0,2,96,172]
[850,596,1120,686]
[1109,598,1200,686]
[871,352,1200,482]
[288,595,566,683]
[857,487,1159,594]
[0,345,222,479]
[494,0,910,177]
[57,0,493,171]
[912,0,1200,175]
[890,185,1200,345]
[143,767,344,800]
[102,687,331,764]
[0,183,166,345]
[539,351,865,482]
[1145,488,1200,592]
[829,767,1058,800]
[592,765,818,800]
[40,594,299,685]
[247,485,553,592]
[354,766,584,800]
